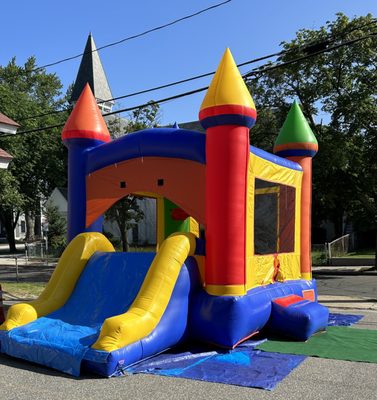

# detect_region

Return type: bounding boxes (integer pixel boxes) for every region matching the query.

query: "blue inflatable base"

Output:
[190,280,321,348]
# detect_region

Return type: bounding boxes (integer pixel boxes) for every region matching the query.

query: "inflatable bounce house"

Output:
[0,49,328,376]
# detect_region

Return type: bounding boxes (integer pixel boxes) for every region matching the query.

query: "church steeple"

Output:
[70,34,114,113]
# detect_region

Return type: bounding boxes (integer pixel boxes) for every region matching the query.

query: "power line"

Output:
[243,30,377,78]
[2,29,376,139]
[47,13,375,77]
[0,1,232,114]
[7,1,232,76]
[106,31,377,115]
[16,51,283,122]
[16,18,377,123]
[2,87,209,138]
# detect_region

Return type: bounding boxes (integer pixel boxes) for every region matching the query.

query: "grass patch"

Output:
[1,282,45,299]
[312,250,327,266]
[338,250,375,259]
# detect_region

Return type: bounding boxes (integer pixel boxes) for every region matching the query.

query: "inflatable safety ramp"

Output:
[0,232,199,376]
[267,294,329,340]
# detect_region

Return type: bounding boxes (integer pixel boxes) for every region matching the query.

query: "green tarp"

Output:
[257,326,377,363]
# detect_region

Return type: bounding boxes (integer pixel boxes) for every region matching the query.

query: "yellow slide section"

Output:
[0,233,114,331]
[92,232,196,352]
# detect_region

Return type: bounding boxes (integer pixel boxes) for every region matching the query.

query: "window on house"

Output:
[21,220,26,234]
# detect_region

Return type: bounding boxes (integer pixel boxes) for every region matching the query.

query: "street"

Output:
[315,271,377,299]
[0,308,376,400]
[0,263,376,399]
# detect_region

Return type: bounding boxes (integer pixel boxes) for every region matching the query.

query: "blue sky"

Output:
[1,0,376,125]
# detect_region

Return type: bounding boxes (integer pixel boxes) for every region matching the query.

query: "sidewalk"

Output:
[318,295,377,311]
[0,256,57,270]
[1,258,374,273]
[313,265,376,274]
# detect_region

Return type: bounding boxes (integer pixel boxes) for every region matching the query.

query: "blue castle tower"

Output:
[62,84,111,240]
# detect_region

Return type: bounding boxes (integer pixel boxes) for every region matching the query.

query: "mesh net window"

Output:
[254,178,296,255]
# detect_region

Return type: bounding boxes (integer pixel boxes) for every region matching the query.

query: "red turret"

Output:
[199,49,257,296]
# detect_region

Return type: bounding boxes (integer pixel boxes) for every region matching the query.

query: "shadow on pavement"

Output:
[0,353,105,381]
[313,271,377,277]
[320,298,377,304]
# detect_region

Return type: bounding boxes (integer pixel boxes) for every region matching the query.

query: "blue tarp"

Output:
[124,312,364,390]
[328,313,363,326]
[126,341,306,391]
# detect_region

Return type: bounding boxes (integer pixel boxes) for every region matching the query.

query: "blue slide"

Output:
[0,251,199,376]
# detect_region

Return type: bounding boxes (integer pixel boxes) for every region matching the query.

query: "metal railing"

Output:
[327,234,351,259]
[25,241,62,262]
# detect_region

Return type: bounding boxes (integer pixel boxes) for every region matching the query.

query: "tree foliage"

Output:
[107,101,160,139]
[247,13,377,263]
[105,196,144,252]
[0,57,69,251]
[44,203,67,253]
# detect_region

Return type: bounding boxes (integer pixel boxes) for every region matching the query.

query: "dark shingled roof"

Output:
[70,34,114,104]
[57,187,68,201]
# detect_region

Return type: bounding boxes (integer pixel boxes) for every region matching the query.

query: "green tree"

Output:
[105,196,144,252]
[107,101,160,139]
[105,103,160,251]
[128,101,160,131]
[44,203,67,254]
[0,57,68,250]
[247,13,377,264]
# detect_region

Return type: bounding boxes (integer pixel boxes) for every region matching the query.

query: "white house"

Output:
[0,111,19,137]
[0,111,27,241]
[47,187,68,218]
[0,111,18,169]
[0,148,13,170]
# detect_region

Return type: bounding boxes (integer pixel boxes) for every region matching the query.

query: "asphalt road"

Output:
[315,271,377,299]
[1,262,377,399]
[0,308,376,400]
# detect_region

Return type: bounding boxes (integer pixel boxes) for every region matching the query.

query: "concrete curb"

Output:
[318,295,377,311]
[313,266,376,275]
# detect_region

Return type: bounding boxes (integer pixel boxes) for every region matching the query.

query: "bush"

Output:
[45,203,67,252]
